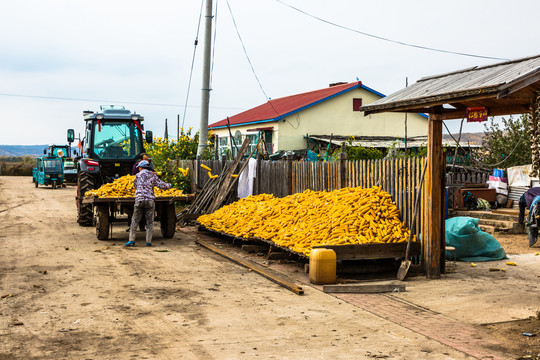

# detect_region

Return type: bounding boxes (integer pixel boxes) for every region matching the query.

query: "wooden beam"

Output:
[323,283,406,294]
[196,239,304,295]
[366,104,532,121]
[435,105,532,120]
[362,88,500,115]
[425,112,443,279]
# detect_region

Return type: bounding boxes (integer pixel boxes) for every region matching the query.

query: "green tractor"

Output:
[45,143,78,183]
[75,105,153,226]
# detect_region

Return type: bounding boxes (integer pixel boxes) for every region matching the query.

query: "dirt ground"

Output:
[0,176,539,359]
[472,232,540,360]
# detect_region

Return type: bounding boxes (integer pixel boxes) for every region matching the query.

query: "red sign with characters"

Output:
[466,107,488,122]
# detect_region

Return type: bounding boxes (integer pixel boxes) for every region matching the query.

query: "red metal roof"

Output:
[209,81,362,128]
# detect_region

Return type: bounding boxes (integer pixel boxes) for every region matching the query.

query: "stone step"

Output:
[451,209,519,222]
[479,224,497,234]
[477,218,524,234]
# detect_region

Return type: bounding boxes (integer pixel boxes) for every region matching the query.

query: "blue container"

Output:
[493,169,502,178]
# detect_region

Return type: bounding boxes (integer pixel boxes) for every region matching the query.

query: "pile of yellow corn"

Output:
[84,174,184,198]
[198,186,415,257]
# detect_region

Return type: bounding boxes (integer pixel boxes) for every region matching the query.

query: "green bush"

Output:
[345,145,384,160]
[1,161,34,176]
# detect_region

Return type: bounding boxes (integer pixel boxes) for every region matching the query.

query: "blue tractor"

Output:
[32,156,64,189]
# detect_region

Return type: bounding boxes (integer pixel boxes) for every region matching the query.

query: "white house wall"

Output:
[278,88,427,151]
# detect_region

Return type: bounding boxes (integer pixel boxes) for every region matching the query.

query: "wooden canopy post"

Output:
[425,111,443,279]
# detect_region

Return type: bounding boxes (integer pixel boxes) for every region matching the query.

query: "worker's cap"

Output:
[138,160,151,169]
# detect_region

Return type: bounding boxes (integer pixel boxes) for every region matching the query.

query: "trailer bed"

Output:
[83,194,195,240]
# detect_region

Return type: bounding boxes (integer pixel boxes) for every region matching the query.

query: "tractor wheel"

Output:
[160,204,176,238]
[95,204,109,240]
[77,172,96,226]
[52,180,57,189]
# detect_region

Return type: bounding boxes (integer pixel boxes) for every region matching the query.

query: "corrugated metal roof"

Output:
[361,54,540,113]
[308,135,481,149]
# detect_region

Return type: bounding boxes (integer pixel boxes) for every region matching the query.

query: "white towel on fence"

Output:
[237,158,257,198]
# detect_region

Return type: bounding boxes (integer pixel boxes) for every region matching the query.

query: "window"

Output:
[43,159,63,173]
[218,136,229,156]
[231,136,242,158]
[353,98,362,111]
[246,134,258,156]
[93,122,141,160]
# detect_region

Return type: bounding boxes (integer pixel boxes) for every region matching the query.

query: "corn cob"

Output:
[84,174,184,198]
[178,167,189,177]
[197,186,416,257]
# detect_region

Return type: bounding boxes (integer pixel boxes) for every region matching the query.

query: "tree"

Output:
[144,128,215,193]
[475,114,531,168]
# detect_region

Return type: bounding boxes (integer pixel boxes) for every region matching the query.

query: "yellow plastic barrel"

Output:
[309,248,337,285]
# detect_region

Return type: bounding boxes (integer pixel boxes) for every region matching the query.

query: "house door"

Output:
[263,131,273,154]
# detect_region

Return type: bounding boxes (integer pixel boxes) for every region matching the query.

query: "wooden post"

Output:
[338,152,347,189]
[255,153,263,195]
[440,156,447,274]
[196,155,201,190]
[287,159,293,196]
[425,112,443,279]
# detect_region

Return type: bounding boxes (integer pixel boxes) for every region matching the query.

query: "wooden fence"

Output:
[173,157,428,239]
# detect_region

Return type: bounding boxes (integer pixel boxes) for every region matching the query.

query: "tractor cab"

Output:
[76,105,153,225]
[45,144,71,158]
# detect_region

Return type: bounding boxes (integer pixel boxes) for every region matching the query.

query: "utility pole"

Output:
[197,0,213,156]
[404,77,408,154]
[164,118,168,141]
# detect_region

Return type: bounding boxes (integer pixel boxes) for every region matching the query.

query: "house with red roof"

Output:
[209,81,428,156]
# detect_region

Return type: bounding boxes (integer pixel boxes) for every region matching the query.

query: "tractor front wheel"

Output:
[77,172,96,226]
[160,204,176,238]
[95,204,109,240]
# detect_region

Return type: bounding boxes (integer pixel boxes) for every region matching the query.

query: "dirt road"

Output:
[0,176,535,359]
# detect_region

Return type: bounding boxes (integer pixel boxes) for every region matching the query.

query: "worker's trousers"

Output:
[129,200,155,244]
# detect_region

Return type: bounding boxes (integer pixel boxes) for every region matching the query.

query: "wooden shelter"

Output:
[360,54,540,278]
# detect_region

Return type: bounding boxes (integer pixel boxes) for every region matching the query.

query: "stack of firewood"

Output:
[177,137,262,226]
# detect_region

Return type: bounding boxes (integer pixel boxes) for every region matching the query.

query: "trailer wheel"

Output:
[95,204,109,240]
[77,172,95,226]
[160,204,176,238]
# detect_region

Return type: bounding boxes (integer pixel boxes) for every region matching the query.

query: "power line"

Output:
[273,0,509,61]
[0,92,245,111]
[209,0,219,90]
[225,0,280,116]
[181,0,205,130]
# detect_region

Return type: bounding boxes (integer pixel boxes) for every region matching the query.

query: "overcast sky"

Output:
[1,0,538,145]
